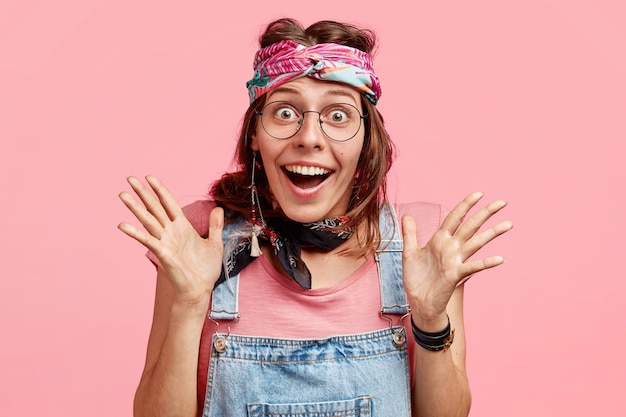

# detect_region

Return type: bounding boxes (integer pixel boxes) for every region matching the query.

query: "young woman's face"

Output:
[251,77,365,223]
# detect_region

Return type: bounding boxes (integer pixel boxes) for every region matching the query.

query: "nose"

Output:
[293,111,325,148]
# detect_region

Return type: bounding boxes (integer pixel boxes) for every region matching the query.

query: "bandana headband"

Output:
[246,40,381,105]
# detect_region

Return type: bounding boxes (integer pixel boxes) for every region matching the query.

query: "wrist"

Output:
[410,314,455,352]
[409,310,449,333]
[171,294,211,320]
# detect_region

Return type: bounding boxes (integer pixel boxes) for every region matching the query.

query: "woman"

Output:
[119,18,512,417]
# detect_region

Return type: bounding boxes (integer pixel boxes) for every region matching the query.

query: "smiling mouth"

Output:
[283,165,332,189]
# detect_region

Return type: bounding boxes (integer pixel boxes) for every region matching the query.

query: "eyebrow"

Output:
[324,89,359,101]
[270,85,359,103]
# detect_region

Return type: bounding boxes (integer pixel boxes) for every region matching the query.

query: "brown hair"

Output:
[210,18,395,255]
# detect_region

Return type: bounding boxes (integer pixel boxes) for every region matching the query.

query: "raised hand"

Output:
[118,175,224,307]
[401,192,513,323]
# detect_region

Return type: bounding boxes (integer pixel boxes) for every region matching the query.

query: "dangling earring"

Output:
[249,152,263,257]
[352,169,363,203]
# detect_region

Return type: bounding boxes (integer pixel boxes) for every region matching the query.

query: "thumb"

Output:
[207,206,224,248]
[401,214,419,254]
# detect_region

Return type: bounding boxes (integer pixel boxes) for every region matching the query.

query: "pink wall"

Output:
[1,1,624,415]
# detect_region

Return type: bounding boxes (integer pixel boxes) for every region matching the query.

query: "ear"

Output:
[250,132,259,151]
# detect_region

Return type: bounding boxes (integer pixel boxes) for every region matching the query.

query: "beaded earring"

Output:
[249,152,263,257]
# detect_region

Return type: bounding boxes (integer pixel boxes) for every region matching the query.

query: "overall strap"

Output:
[376,204,409,316]
[209,216,245,321]
[210,206,409,321]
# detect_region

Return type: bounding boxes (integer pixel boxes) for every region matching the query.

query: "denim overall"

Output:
[203,206,410,417]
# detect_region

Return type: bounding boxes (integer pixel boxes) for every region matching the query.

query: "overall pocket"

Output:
[247,395,372,417]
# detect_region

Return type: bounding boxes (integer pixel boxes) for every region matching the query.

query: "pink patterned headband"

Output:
[246,40,381,105]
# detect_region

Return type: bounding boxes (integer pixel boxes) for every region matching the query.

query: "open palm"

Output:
[118,176,224,306]
[402,192,512,320]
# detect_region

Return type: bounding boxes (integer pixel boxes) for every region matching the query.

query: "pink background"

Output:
[1,1,624,416]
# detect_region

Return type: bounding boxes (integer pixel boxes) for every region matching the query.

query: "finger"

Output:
[145,175,185,221]
[119,191,164,238]
[117,221,161,253]
[455,199,508,242]
[462,220,513,259]
[458,255,505,279]
[440,192,484,235]
[207,207,225,246]
[401,215,419,254]
[127,176,170,226]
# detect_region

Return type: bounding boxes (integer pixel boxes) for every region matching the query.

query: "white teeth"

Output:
[285,165,330,176]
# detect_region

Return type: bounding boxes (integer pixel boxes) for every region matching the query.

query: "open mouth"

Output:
[283,165,332,189]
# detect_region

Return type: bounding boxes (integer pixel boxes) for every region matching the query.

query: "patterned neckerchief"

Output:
[216,215,353,289]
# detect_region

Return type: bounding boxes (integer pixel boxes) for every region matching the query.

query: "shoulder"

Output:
[393,201,448,226]
[181,200,216,237]
[388,201,449,246]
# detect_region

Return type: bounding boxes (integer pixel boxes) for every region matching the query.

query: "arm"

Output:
[118,176,224,417]
[402,193,513,417]
[410,285,470,417]
[134,268,209,416]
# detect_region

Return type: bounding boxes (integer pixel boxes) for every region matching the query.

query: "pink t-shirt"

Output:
[149,200,446,406]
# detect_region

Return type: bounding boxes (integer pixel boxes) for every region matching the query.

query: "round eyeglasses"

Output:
[256,101,367,142]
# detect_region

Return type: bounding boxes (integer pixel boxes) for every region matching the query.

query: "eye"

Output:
[274,105,298,121]
[329,110,348,123]
[322,104,357,125]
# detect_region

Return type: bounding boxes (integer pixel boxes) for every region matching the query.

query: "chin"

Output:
[280,207,323,223]
[278,200,348,223]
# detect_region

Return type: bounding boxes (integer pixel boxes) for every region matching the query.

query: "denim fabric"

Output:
[376,205,408,317]
[204,205,410,417]
[248,396,372,417]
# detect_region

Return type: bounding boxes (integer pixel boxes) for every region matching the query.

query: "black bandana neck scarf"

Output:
[217,215,353,289]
